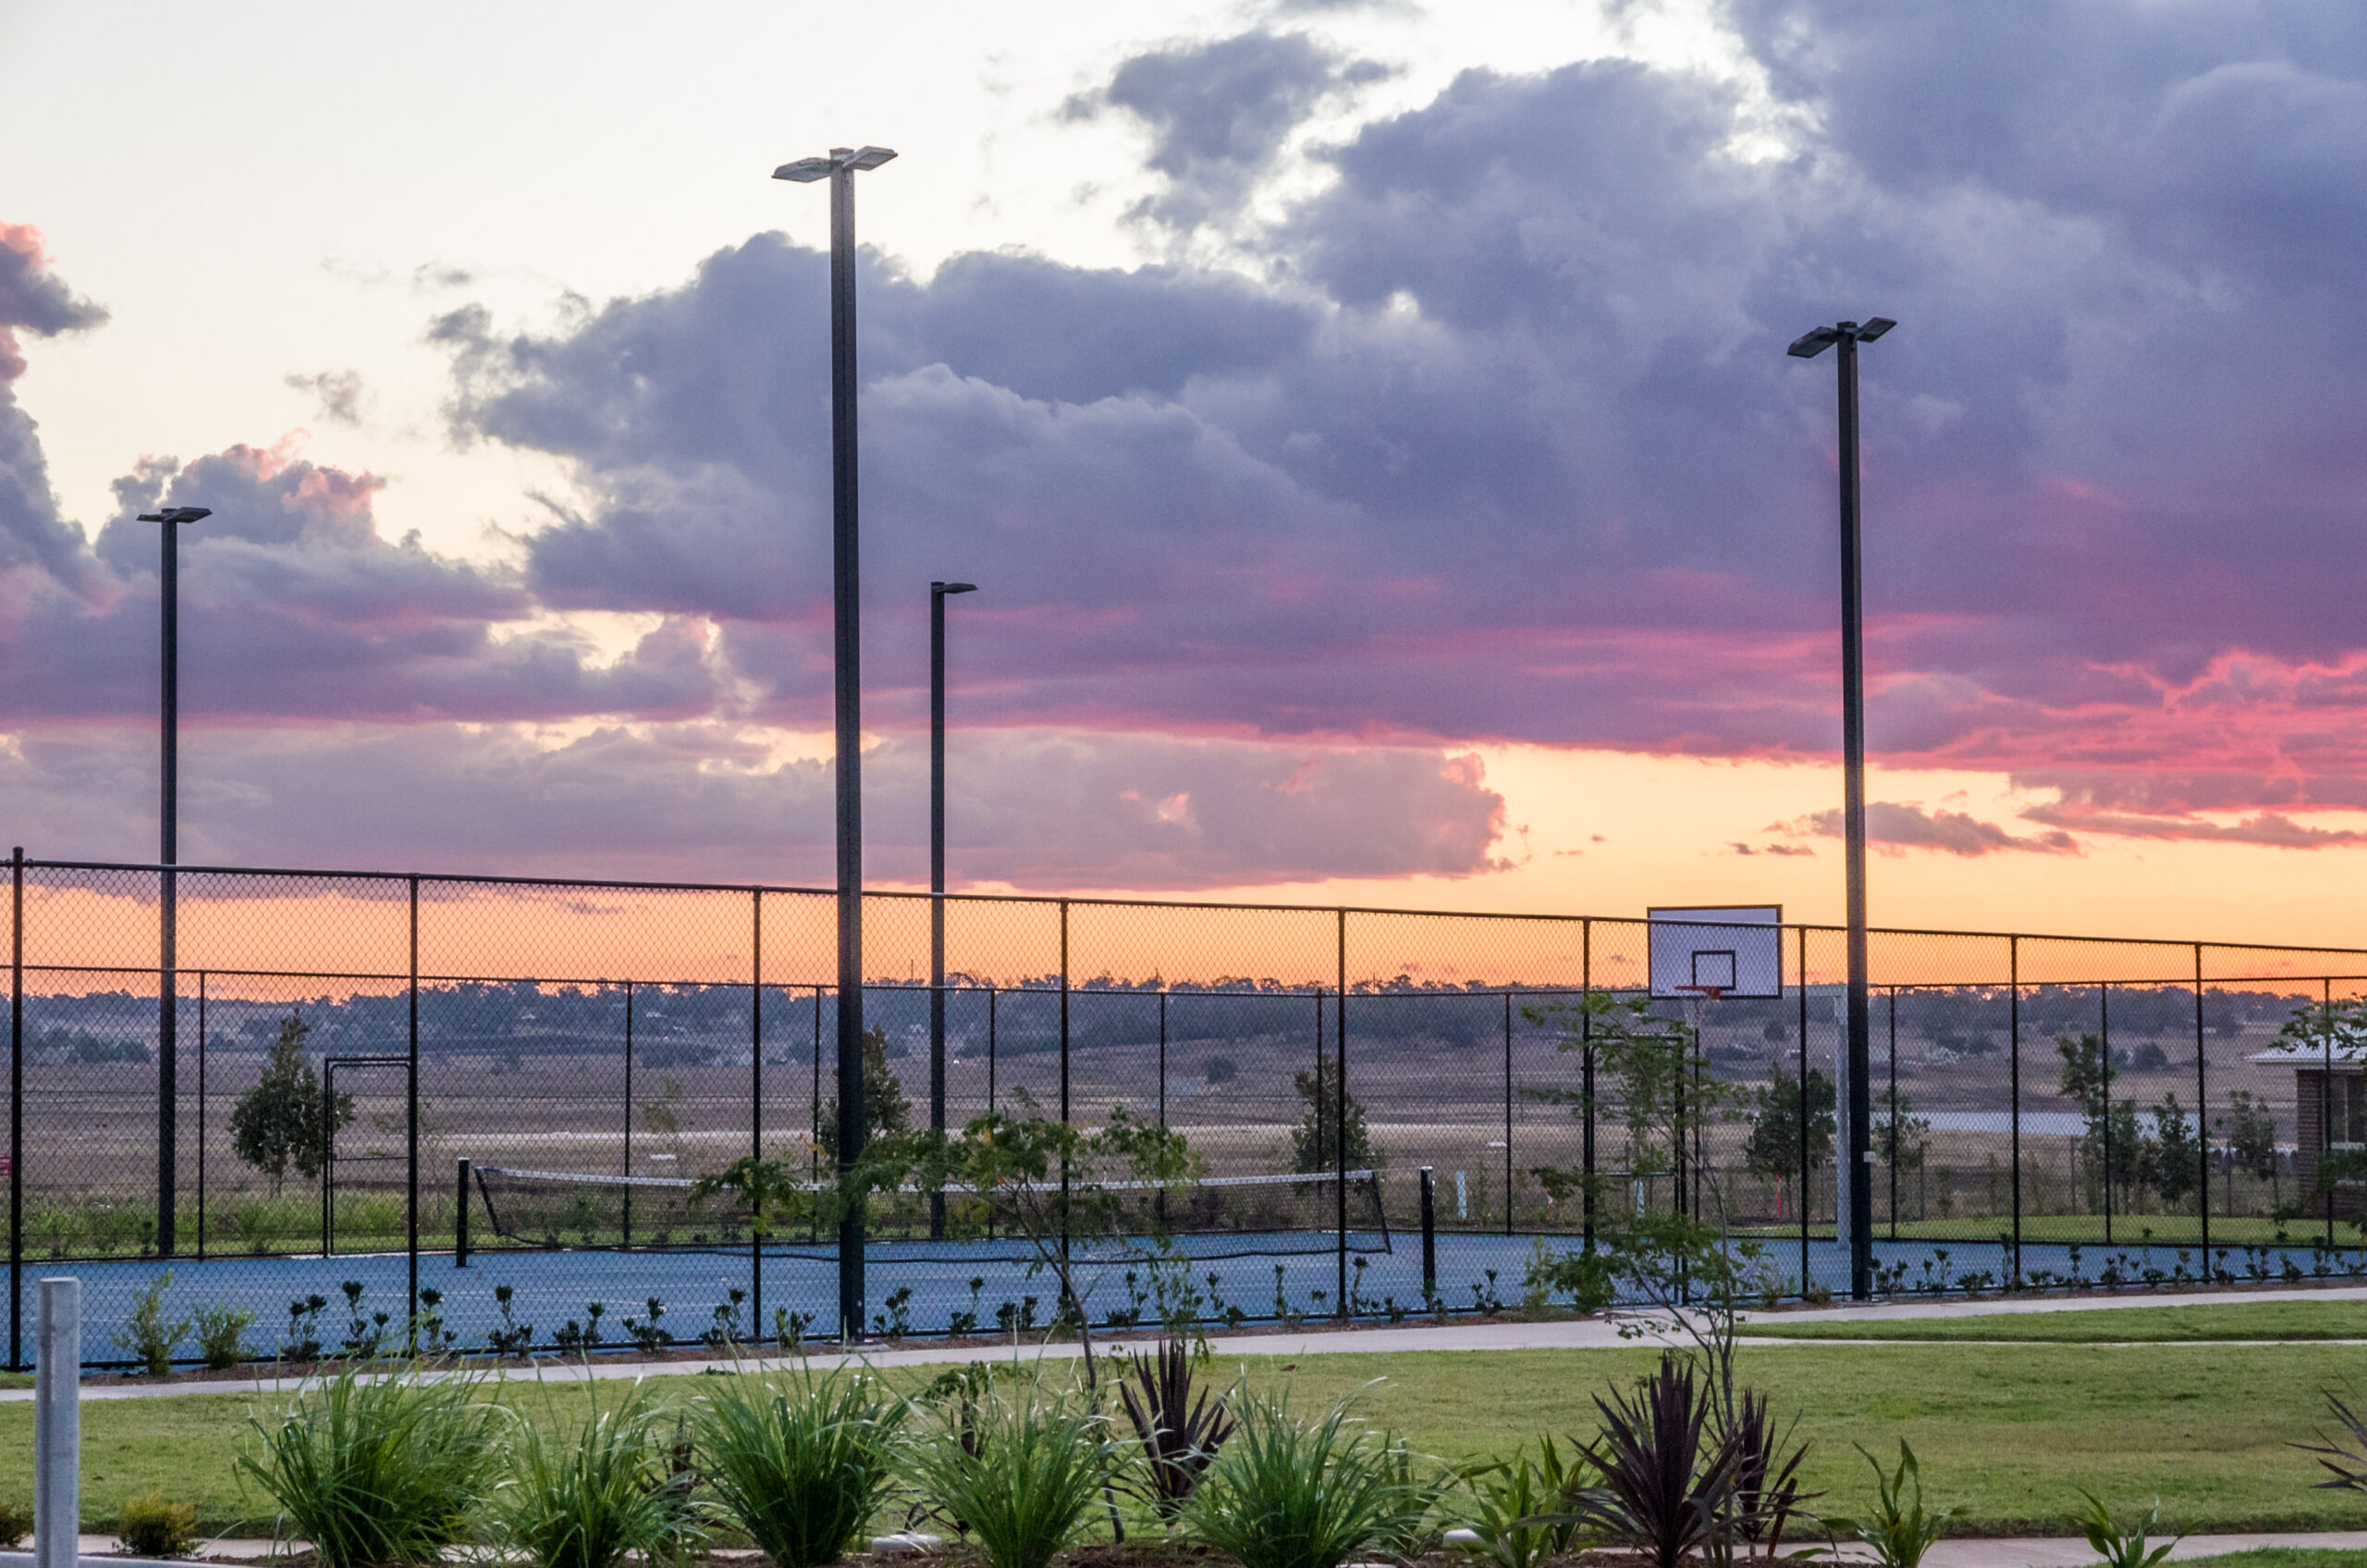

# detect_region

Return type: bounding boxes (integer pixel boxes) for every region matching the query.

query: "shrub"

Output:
[1725,1387,1812,1556]
[1117,1338,1236,1521]
[117,1489,201,1557]
[697,1367,904,1568]
[906,1375,1114,1568]
[2078,1492,2179,1568]
[1452,1437,1587,1568]
[194,1303,256,1370]
[235,1360,503,1568]
[1565,1354,1736,1568]
[114,1271,192,1377]
[1821,1440,1951,1568]
[499,1379,704,1568]
[1187,1392,1435,1568]
[2298,1387,2367,1491]
[0,1500,31,1550]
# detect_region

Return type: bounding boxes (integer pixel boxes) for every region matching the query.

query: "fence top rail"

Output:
[19,854,2367,962]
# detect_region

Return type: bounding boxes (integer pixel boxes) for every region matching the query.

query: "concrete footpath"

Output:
[6,1281,2366,1403]
[11,1528,2367,1567]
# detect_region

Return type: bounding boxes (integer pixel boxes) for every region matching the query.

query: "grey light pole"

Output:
[775,144,896,1341]
[1785,316,1894,1303]
[138,504,210,1259]
[928,580,976,1240]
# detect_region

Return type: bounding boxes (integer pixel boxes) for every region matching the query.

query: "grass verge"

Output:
[1740,1300,2367,1342]
[0,1341,2361,1538]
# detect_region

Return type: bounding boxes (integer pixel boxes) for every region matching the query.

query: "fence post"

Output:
[1502,992,1513,1238]
[1886,988,1897,1243]
[622,980,634,1249]
[322,1065,335,1256]
[751,888,763,1335]
[2100,985,2114,1246]
[455,1158,471,1268]
[2195,943,2209,1268]
[159,864,177,1258]
[1336,909,1348,1317]
[1580,918,1594,1253]
[2325,978,2336,1251]
[407,877,420,1330]
[1797,925,1809,1298]
[1418,1166,1436,1304]
[9,846,20,1372]
[196,974,207,1263]
[2009,936,2021,1281]
[1059,900,1070,1267]
[34,1276,78,1568]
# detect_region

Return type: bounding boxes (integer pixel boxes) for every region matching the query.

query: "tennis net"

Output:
[467,1162,1391,1260]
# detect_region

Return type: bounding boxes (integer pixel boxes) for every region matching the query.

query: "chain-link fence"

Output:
[10,851,2367,1368]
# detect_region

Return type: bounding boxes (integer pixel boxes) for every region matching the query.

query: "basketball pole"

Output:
[1790,316,1895,1302]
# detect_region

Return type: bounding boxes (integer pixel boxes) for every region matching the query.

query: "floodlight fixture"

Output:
[773,145,897,183]
[935,581,977,595]
[1787,325,1843,359]
[1857,316,1897,342]
[137,507,212,525]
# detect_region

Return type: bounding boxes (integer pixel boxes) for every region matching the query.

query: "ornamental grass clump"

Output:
[235,1359,502,1568]
[1186,1392,1437,1568]
[498,1379,703,1568]
[904,1374,1116,1568]
[696,1367,904,1568]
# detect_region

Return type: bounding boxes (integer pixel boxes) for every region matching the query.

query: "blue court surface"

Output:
[14,1230,2361,1370]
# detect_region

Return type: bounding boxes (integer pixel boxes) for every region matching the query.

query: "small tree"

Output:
[2057,1032,2146,1210]
[1289,1058,1376,1174]
[2217,1088,2280,1209]
[2143,1092,2201,1207]
[1873,1091,1931,1172]
[227,1011,352,1198]
[1742,1067,1836,1185]
[817,1024,911,1161]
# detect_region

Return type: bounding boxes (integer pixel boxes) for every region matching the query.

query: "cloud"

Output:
[23,5,2367,881]
[286,369,367,425]
[2020,802,2367,850]
[0,723,1508,889]
[0,225,108,589]
[1065,31,1392,230]
[1785,802,2079,857]
[0,439,717,726]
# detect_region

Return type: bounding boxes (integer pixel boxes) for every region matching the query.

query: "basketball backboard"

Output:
[1647,905,1783,998]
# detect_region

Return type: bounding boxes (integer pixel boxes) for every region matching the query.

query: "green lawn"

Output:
[1742,1300,2367,1342]
[3,1341,2363,1538]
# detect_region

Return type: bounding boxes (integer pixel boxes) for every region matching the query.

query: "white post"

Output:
[35,1277,80,1568]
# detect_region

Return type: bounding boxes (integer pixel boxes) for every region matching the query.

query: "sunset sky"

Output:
[6,1,2367,948]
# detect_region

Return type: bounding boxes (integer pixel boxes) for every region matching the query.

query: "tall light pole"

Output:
[1786,316,1894,1303]
[138,504,211,1259]
[775,143,896,1341]
[928,580,977,1240]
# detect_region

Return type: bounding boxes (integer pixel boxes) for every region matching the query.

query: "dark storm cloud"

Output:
[1065,31,1392,230]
